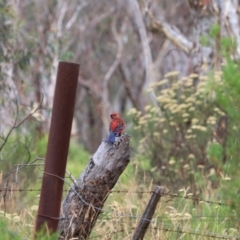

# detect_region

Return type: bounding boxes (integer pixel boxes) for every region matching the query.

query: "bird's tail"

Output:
[106,131,117,143]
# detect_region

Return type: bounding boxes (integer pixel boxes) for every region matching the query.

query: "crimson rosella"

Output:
[106,112,126,143]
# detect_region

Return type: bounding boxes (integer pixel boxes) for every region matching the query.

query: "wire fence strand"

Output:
[1,171,239,239]
[0,188,232,207]
[88,225,240,240]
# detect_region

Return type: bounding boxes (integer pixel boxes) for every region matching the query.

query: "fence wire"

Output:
[0,187,232,207]
[1,169,239,239]
[88,225,240,239]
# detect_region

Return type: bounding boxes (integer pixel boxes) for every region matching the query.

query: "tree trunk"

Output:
[59,134,130,239]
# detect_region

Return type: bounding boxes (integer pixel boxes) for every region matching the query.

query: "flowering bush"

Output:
[128,71,227,191]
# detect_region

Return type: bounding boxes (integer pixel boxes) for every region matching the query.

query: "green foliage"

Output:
[212,57,240,211]
[128,30,240,216]
[118,160,136,185]
[0,1,32,71]
[35,229,58,240]
[30,134,91,179]
[59,51,75,61]
[0,0,37,191]
[220,38,237,57]
[200,24,237,58]
[26,135,91,202]
[0,134,91,209]
[209,24,220,38]
[66,139,91,178]
[0,133,34,194]
[0,218,19,240]
[207,142,223,162]
[128,71,224,191]
[200,35,210,46]
[0,216,57,240]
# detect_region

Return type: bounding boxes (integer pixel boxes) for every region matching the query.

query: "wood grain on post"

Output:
[132,186,164,240]
[59,134,130,239]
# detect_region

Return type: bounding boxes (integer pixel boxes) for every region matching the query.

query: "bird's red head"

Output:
[110,112,119,119]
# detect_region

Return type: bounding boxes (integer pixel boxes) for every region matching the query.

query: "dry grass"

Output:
[0,171,239,239]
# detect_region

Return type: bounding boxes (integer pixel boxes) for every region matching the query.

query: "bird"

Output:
[106,112,126,143]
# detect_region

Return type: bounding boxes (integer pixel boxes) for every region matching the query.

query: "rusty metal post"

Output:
[35,62,79,235]
[132,186,164,240]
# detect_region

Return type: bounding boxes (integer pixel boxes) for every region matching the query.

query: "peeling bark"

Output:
[146,8,215,74]
[59,134,130,239]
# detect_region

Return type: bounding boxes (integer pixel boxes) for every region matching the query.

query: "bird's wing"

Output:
[109,120,115,131]
[115,122,125,131]
[110,120,117,131]
[110,118,125,132]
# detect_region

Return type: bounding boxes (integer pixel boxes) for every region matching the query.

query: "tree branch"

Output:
[0,94,43,152]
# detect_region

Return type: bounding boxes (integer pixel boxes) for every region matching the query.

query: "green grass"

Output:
[1,177,240,239]
[1,137,240,239]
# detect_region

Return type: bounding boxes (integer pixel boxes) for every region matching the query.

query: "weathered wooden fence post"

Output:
[132,186,164,240]
[59,134,130,239]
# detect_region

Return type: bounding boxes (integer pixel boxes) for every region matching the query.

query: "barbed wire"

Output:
[1,171,237,239]
[1,209,238,239]
[89,228,134,239]
[34,207,236,226]
[150,225,240,239]
[93,229,133,239]
[154,221,240,238]
[1,155,238,239]
[88,224,240,239]
[0,187,232,207]
[97,214,240,222]
[1,186,239,238]
[165,193,231,206]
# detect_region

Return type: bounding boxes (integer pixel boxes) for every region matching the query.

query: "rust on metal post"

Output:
[35,62,80,235]
[132,186,164,240]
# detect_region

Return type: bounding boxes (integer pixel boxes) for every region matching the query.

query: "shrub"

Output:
[128,71,226,192]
